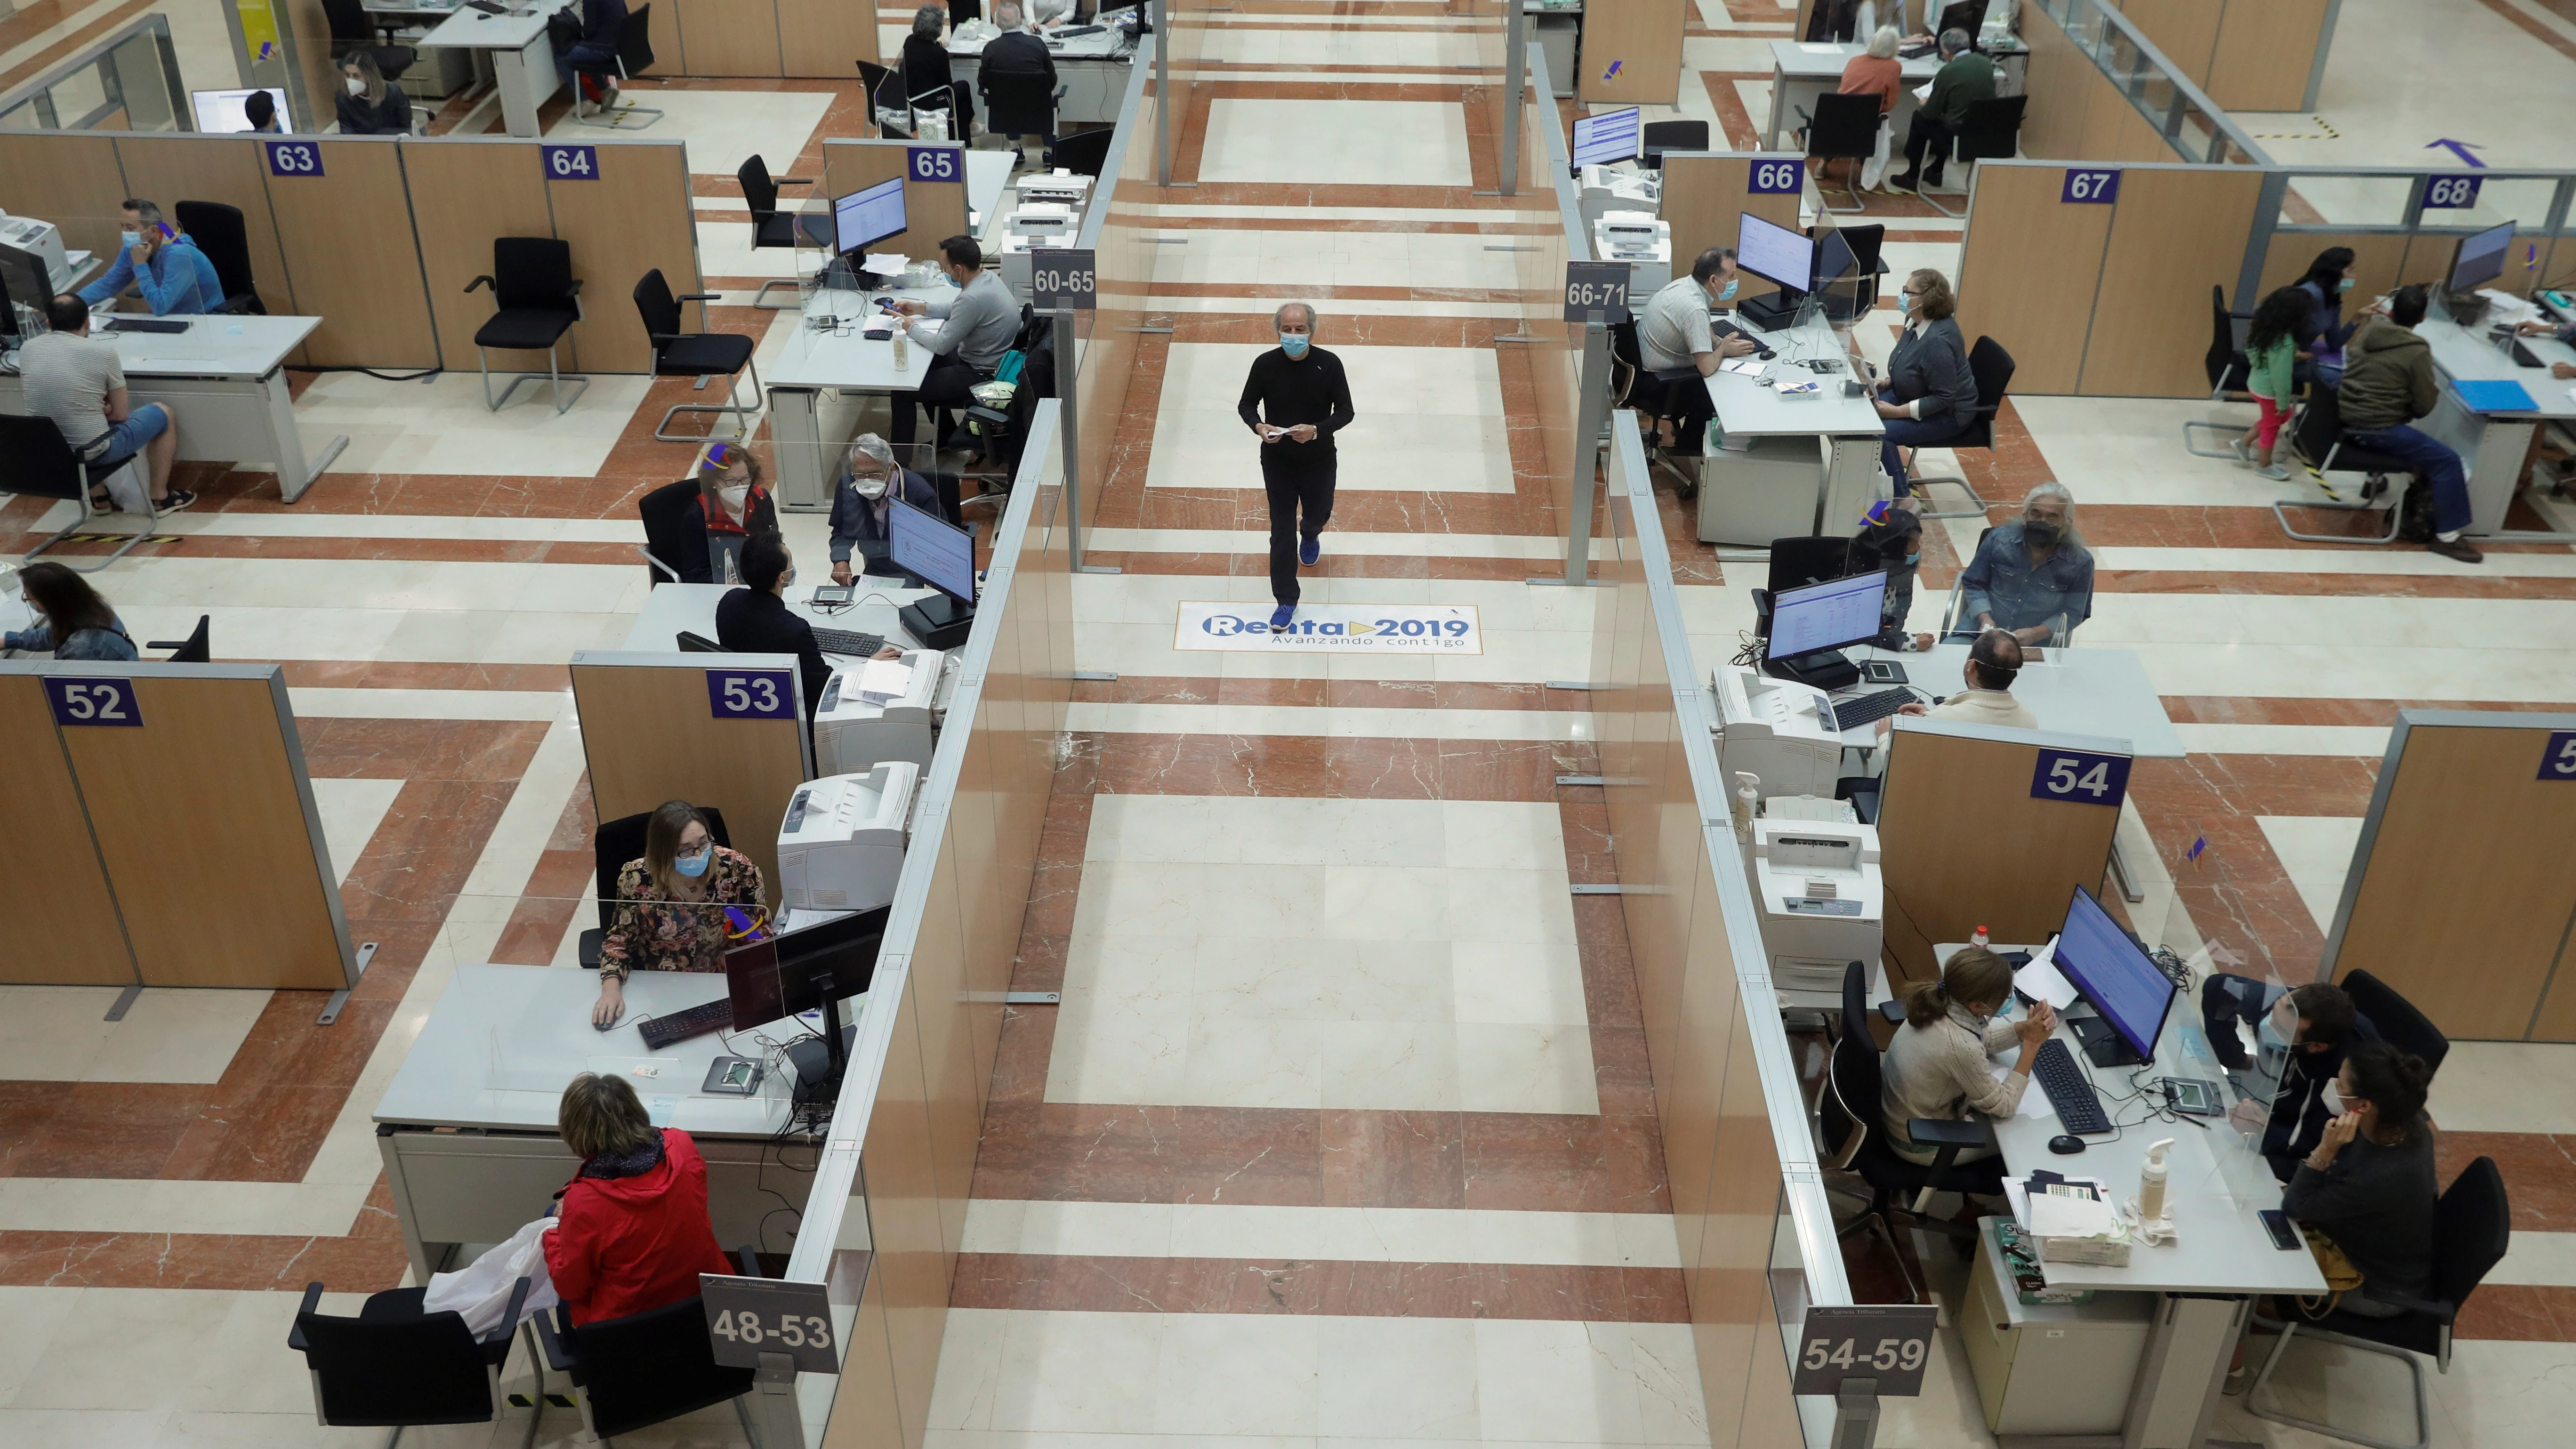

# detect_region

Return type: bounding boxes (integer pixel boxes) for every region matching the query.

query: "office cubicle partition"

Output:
[2016,0,2271,167]
[0,14,190,133]
[1657,151,1807,313]
[1575,0,1687,105]
[819,141,970,264]
[2322,710,2576,1042]
[1503,43,1585,528]
[2109,0,2338,113]
[1062,46,1159,546]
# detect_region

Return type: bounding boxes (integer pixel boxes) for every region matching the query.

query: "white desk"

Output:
[374,963,844,1278]
[1763,40,1940,152]
[965,148,1012,234]
[2414,315,2576,538]
[417,0,572,138]
[0,314,346,502]
[764,281,954,511]
[946,23,1135,125]
[1695,313,1885,543]
[622,581,930,654]
[1839,642,2185,758]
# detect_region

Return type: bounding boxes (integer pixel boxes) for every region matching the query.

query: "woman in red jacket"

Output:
[542,1071,733,1324]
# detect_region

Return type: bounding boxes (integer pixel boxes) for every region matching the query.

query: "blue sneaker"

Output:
[1269,604,1296,633]
[1298,537,1320,567]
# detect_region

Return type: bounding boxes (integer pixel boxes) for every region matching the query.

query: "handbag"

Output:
[2294,1221,2364,1319]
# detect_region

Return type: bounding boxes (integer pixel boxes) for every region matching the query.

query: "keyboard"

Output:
[1827,687,1914,731]
[811,627,884,658]
[104,317,188,334]
[2033,1038,2111,1135]
[636,998,733,1050]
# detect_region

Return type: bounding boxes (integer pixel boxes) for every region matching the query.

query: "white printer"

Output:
[813,649,943,777]
[1014,169,1095,210]
[1578,164,1659,228]
[999,203,1080,294]
[1708,665,1844,801]
[1592,210,1672,292]
[0,214,71,289]
[777,762,918,914]
[1748,814,1884,996]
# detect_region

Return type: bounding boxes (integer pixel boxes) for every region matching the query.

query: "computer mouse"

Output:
[593,1005,624,1031]
[1755,346,1777,360]
[2047,1134,2086,1155]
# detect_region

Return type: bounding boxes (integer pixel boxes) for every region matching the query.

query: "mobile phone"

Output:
[2258,1209,2300,1250]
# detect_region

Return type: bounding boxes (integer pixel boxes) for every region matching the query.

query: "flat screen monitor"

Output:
[1736,211,1811,295]
[724,935,785,1031]
[724,908,890,1029]
[191,87,288,133]
[2449,220,2513,293]
[0,242,50,338]
[1765,570,1886,660]
[1815,228,1859,283]
[2052,883,2176,1066]
[1572,107,1641,167]
[889,495,977,604]
[1935,0,1988,44]
[833,178,908,258]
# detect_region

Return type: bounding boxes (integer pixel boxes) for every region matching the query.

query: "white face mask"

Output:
[719,483,749,512]
[345,77,365,95]
[2321,1082,2345,1116]
[853,471,890,501]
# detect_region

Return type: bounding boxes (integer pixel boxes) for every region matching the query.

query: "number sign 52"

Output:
[2031,748,2131,808]
[706,668,797,721]
[44,677,142,728]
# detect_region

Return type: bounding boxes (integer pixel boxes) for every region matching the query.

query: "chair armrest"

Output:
[2354,1288,2453,1322]
[1907,1117,1991,1149]
[212,294,258,316]
[641,545,679,581]
[531,1307,579,1372]
[465,275,494,294]
[677,293,721,304]
[775,177,813,188]
[736,1245,762,1277]
[482,1275,534,1347]
[287,1281,324,1351]
[1876,997,1904,1023]
[648,330,687,345]
[567,280,585,296]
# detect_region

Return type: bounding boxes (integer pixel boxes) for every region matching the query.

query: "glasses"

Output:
[676,842,712,861]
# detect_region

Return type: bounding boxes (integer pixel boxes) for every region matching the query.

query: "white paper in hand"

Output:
[1912,80,1935,101]
[2017,935,2080,1012]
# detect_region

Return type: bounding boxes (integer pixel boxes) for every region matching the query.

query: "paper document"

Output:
[1990,1063,2054,1118]
[1719,356,1766,375]
[861,253,909,274]
[2027,1190,2118,1240]
[855,659,914,703]
[1912,80,1934,101]
[2015,935,2080,1011]
[1800,42,1844,52]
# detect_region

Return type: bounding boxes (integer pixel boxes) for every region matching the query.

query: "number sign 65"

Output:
[908,146,960,182]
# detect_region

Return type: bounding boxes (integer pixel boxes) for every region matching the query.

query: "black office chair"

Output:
[638,477,704,586]
[737,154,814,310]
[572,0,662,130]
[981,69,1063,165]
[578,806,733,967]
[633,268,760,443]
[530,1251,762,1444]
[174,201,264,315]
[1768,535,1859,596]
[1909,335,2015,522]
[676,629,723,652]
[2181,284,2256,458]
[2338,970,2449,1077]
[857,59,900,134]
[1052,125,1115,178]
[1919,94,2024,219]
[1641,119,1708,171]
[322,0,413,80]
[0,412,164,571]
[289,1275,542,1449]
[2274,384,2411,545]
[466,238,585,414]
[1818,961,2002,1305]
[2244,1156,2508,1449]
[150,615,210,663]
[1796,92,1881,214]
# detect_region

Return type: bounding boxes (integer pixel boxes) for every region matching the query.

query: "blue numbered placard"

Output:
[2422,174,2483,210]
[2061,168,2119,204]
[2029,748,2130,807]
[907,146,961,183]
[264,139,324,177]
[2542,731,2576,781]
[543,144,598,180]
[44,677,143,727]
[706,668,797,721]
[1747,159,1802,194]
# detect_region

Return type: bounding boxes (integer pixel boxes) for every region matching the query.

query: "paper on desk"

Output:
[2016,935,2079,1011]
[2002,1175,2108,1229]
[1800,41,1843,52]
[1719,355,1765,375]
[1990,1063,2055,1118]
[1912,80,1934,101]
[2028,1189,2119,1240]
[855,658,913,702]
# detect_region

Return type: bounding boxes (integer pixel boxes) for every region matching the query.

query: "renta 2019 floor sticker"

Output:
[1174,601,1485,653]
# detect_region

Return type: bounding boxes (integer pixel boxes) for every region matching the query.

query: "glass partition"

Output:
[2032,0,2270,166]
[0,15,187,132]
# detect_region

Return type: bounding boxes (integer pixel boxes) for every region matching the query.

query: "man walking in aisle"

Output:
[1236,302,1355,631]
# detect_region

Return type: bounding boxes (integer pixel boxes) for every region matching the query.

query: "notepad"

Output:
[2453,378,2537,412]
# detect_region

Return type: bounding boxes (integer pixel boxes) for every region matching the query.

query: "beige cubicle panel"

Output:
[2020,1,2180,164]
[2077,165,2263,395]
[2112,0,2222,83]
[2254,230,2413,305]
[2202,0,2333,112]
[570,651,812,901]
[0,672,137,987]
[401,138,558,379]
[1876,718,2129,992]
[821,140,968,268]
[1576,0,1687,105]
[2323,711,2576,1042]
[0,131,123,262]
[1956,161,2113,395]
[781,0,881,76]
[1658,153,1804,308]
[280,0,342,134]
[549,140,701,375]
[264,137,440,370]
[668,0,785,76]
[39,664,356,990]
[112,135,298,320]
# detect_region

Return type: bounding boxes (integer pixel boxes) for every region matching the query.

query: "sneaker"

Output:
[1269,604,1296,633]
[1884,171,1919,194]
[154,489,197,515]
[2426,535,2484,564]
[2253,463,2289,481]
[2227,438,2251,465]
[1298,538,1320,567]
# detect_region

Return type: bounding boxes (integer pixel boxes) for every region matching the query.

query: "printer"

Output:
[1578,164,1659,229]
[1708,665,1844,801]
[999,203,1080,295]
[813,648,943,777]
[777,762,918,914]
[1748,814,1884,996]
[1014,169,1095,211]
[0,214,70,289]
[1592,210,1672,292]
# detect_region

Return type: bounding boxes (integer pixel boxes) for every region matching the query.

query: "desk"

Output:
[621,581,930,654]
[1694,313,1885,543]
[965,147,1012,233]
[416,0,573,138]
[764,282,952,511]
[374,963,844,1279]
[2414,315,2576,539]
[945,25,1134,126]
[0,314,346,503]
[1763,40,1940,153]
[1838,642,2185,758]
[362,0,480,98]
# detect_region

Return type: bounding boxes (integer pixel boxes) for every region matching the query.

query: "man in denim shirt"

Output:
[76,199,223,317]
[1955,482,2093,643]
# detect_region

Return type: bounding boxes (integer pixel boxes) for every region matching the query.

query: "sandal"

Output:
[88,486,118,514]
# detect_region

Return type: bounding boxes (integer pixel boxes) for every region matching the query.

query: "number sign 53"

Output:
[2030,747,2131,808]
[706,668,797,721]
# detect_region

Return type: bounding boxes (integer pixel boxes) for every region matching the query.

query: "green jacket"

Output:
[2336,317,2438,432]
[2246,335,2297,406]
[1925,53,1996,127]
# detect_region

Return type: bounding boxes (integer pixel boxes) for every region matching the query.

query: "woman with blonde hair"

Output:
[334,49,411,135]
[541,1071,732,1323]
[1879,946,2057,1164]
[590,799,765,1026]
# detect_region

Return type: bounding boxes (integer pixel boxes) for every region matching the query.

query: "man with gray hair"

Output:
[827,433,943,584]
[1886,28,1993,194]
[1236,302,1354,631]
[76,198,222,317]
[1953,482,2094,644]
[979,0,1058,165]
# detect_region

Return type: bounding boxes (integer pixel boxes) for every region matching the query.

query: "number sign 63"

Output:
[2030,748,2131,807]
[265,140,323,177]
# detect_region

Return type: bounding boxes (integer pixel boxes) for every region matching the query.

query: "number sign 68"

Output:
[2423,174,2483,209]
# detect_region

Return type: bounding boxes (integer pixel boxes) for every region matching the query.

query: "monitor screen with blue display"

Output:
[1765,570,1886,660]
[889,496,977,604]
[1572,107,1641,167]
[2448,220,2513,293]
[2053,883,2175,1063]
[833,178,908,258]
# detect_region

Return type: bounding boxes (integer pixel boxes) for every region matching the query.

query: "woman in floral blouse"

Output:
[592,799,766,1026]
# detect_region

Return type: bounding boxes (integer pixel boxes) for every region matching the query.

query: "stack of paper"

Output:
[2011,1178,2132,1266]
[854,659,914,705]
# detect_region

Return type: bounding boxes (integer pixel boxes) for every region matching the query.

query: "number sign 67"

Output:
[1748,160,1801,194]
[2062,168,2119,203]
[2030,748,2131,807]
[908,146,960,182]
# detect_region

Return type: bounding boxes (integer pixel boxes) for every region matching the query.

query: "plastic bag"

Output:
[422,1216,561,1336]
[95,458,152,516]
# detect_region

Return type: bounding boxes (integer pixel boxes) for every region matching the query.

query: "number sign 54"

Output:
[2030,748,2131,807]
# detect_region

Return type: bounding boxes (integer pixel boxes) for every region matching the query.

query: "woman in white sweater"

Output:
[1879,946,2056,1164]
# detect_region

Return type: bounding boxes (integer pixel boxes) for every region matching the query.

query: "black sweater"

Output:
[714,586,830,720]
[2284,1118,2438,1305]
[1236,346,1355,460]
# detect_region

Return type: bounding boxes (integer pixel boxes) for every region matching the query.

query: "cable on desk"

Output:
[287,364,442,383]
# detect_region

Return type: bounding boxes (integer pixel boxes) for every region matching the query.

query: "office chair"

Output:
[1918,94,2024,219]
[465,238,585,414]
[529,1250,763,1444]
[1052,125,1114,177]
[577,806,733,966]
[0,413,163,572]
[2244,1156,2508,1449]
[288,1274,544,1449]
[572,0,663,129]
[1767,536,1859,596]
[1935,524,1992,637]
[633,268,761,443]
[736,155,813,309]
[2273,384,2409,545]
[2180,283,2255,458]
[1796,92,1881,214]
[173,201,263,315]
[1641,119,1708,171]
[1908,334,2015,521]
[981,70,1064,166]
[150,615,211,663]
[854,59,902,136]
[2337,970,2450,1077]
[321,0,413,80]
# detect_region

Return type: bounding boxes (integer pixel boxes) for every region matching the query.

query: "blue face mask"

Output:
[1903,551,1920,567]
[675,847,711,878]
[1900,290,1917,314]
[120,231,144,250]
[2336,277,2356,294]
[2258,1014,2292,1051]
[1280,333,1309,359]
[1717,278,1739,302]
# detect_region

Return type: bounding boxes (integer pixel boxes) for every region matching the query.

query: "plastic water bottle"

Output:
[892,329,909,369]
[1971,924,1990,949]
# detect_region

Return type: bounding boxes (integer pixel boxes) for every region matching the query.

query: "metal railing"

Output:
[0,14,187,133]
[2029,0,2271,167]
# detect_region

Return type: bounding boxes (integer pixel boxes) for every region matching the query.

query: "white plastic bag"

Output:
[422,1216,561,1336]
[95,457,151,517]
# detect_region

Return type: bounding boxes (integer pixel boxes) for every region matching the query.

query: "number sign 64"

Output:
[543,144,597,179]
[2030,748,2131,807]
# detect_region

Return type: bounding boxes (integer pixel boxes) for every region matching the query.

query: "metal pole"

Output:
[1058,310,1120,575]
[1827,1378,1881,1449]
[1541,313,1610,586]
[1154,3,1172,186]
[748,1351,804,1449]
[1498,10,1525,197]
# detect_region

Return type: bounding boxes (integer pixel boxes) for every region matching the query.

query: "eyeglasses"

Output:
[676,842,712,861]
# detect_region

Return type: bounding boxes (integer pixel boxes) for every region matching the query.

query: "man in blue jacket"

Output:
[827,434,943,584]
[77,200,223,317]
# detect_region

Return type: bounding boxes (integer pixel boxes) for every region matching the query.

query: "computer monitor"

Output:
[1735,211,1811,295]
[889,495,977,604]
[833,178,908,258]
[1934,0,1988,44]
[0,242,50,339]
[2051,883,2177,1068]
[1572,107,1641,168]
[1764,570,1887,662]
[190,86,288,133]
[2449,220,2514,294]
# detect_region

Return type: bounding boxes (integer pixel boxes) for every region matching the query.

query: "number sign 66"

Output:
[908,146,960,182]
[2030,748,2131,807]
[1748,160,1801,194]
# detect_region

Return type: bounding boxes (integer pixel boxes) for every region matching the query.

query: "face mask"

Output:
[1900,291,1917,314]
[2321,1082,2345,1117]
[1280,333,1310,360]
[781,566,797,588]
[1716,279,1739,302]
[1903,550,1920,567]
[2337,277,2355,294]
[345,77,364,94]
[720,483,749,512]
[854,472,890,500]
[675,847,711,878]
[2023,519,2061,548]
[120,231,143,250]
[2259,1002,2296,1053]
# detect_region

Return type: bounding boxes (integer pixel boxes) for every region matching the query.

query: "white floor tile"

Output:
[545,87,833,177]
[1199,99,1473,188]
[1149,342,1517,494]
[293,372,653,478]
[2253,816,2365,934]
